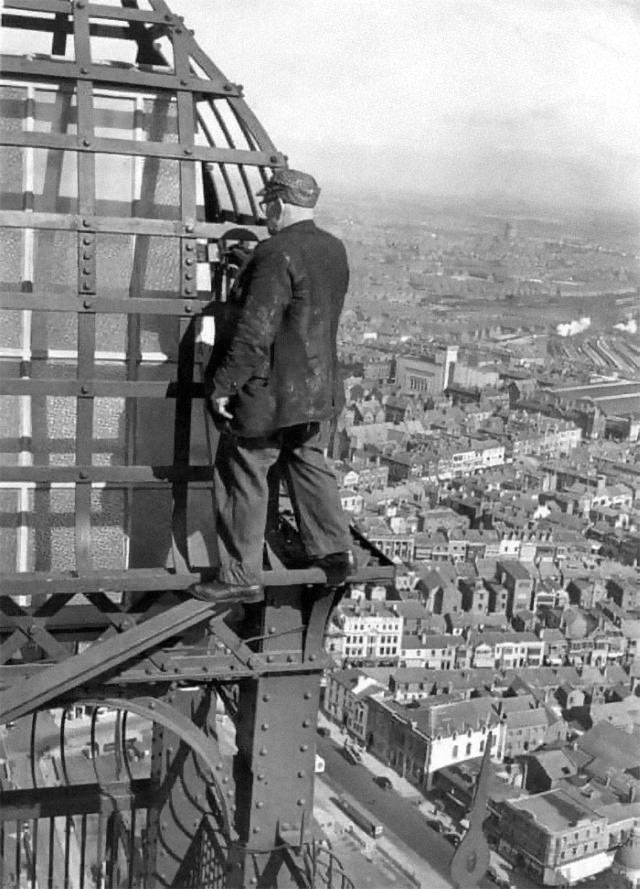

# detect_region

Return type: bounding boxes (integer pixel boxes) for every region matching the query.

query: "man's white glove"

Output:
[213,396,233,420]
[196,315,216,346]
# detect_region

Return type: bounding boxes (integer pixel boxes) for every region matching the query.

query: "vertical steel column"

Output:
[72,4,97,573]
[228,585,326,889]
[17,84,35,603]
[170,21,198,574]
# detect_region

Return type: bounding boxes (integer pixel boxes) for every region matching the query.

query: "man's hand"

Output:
[212,396,233,420]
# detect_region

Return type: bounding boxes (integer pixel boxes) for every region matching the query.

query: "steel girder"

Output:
[0,583,356,888]
[0,4,395,886]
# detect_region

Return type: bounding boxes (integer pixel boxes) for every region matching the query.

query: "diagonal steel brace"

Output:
[0,598,229,724]
[209,619,267,672]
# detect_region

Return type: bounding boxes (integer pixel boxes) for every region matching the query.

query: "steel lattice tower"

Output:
[0,3,395,886]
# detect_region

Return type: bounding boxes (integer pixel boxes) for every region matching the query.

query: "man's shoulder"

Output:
[251,235,289,264]
[289,224,347,263]
[312,224,347,250]
[280,221,344,246]
[252,223,346,264]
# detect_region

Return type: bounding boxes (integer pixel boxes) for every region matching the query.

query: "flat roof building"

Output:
[498,787,613,886]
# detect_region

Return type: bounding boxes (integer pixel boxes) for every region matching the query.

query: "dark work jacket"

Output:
[207,219,348,437]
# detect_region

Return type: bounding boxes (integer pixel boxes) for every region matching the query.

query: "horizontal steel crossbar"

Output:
[1,54,243,97]
[1,130,283,166]
[4,0,72,13]
[0,649,329,689]
[0,778,151,820]
[4,0,181,25]
[0,292,211,314]
[0,210,258,236]
[0,379,205,397]
[0,564,395,596]
[0,465,215,483]
[0,569,202,596]
[2,14,129,41]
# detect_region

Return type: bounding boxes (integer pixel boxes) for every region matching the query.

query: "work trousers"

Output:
[213,421,352,585]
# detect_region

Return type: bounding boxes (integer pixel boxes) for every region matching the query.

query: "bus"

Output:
[337,794,383,838]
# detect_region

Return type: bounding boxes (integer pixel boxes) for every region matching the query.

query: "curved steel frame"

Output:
[0,4,398,887]
[62,694,232,839]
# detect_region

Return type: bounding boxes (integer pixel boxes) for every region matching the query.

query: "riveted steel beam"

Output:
[0,779,152,821]
[0,649,334,691]
[226,586,325,889]
[0,599,230,723]
[0,209,264,235]
[0,290,213,314]
[0,561,393,598]
[0,54,247,98]
[1,130,284,166]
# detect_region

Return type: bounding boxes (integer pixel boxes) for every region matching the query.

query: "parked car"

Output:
[316,726,330,738]
[444,832,461,848]
[425,819,444,834]
[374,775,393,790]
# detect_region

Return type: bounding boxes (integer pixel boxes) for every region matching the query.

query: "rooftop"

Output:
[508,787,603,832]
[528,749,577,781]
[577,722,640,771]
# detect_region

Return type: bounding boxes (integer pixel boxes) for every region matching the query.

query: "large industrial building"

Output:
[395,345,459,398]
[551,380,640,442]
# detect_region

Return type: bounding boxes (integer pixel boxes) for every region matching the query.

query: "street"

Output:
[317,735,458,887]
[315,733,534,889]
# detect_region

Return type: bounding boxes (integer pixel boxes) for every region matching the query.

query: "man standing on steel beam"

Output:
[189,169,354,603]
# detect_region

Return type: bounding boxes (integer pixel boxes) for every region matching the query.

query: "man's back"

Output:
[190,168,355,599]
[211,219,349,436]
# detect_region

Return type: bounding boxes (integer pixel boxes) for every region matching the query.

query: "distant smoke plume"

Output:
[614,318,638,334]
[556,316,591,337]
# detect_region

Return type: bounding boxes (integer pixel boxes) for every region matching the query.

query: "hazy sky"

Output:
[171,0,640,212]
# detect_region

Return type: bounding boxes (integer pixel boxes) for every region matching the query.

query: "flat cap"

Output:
[256,168,320,208]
